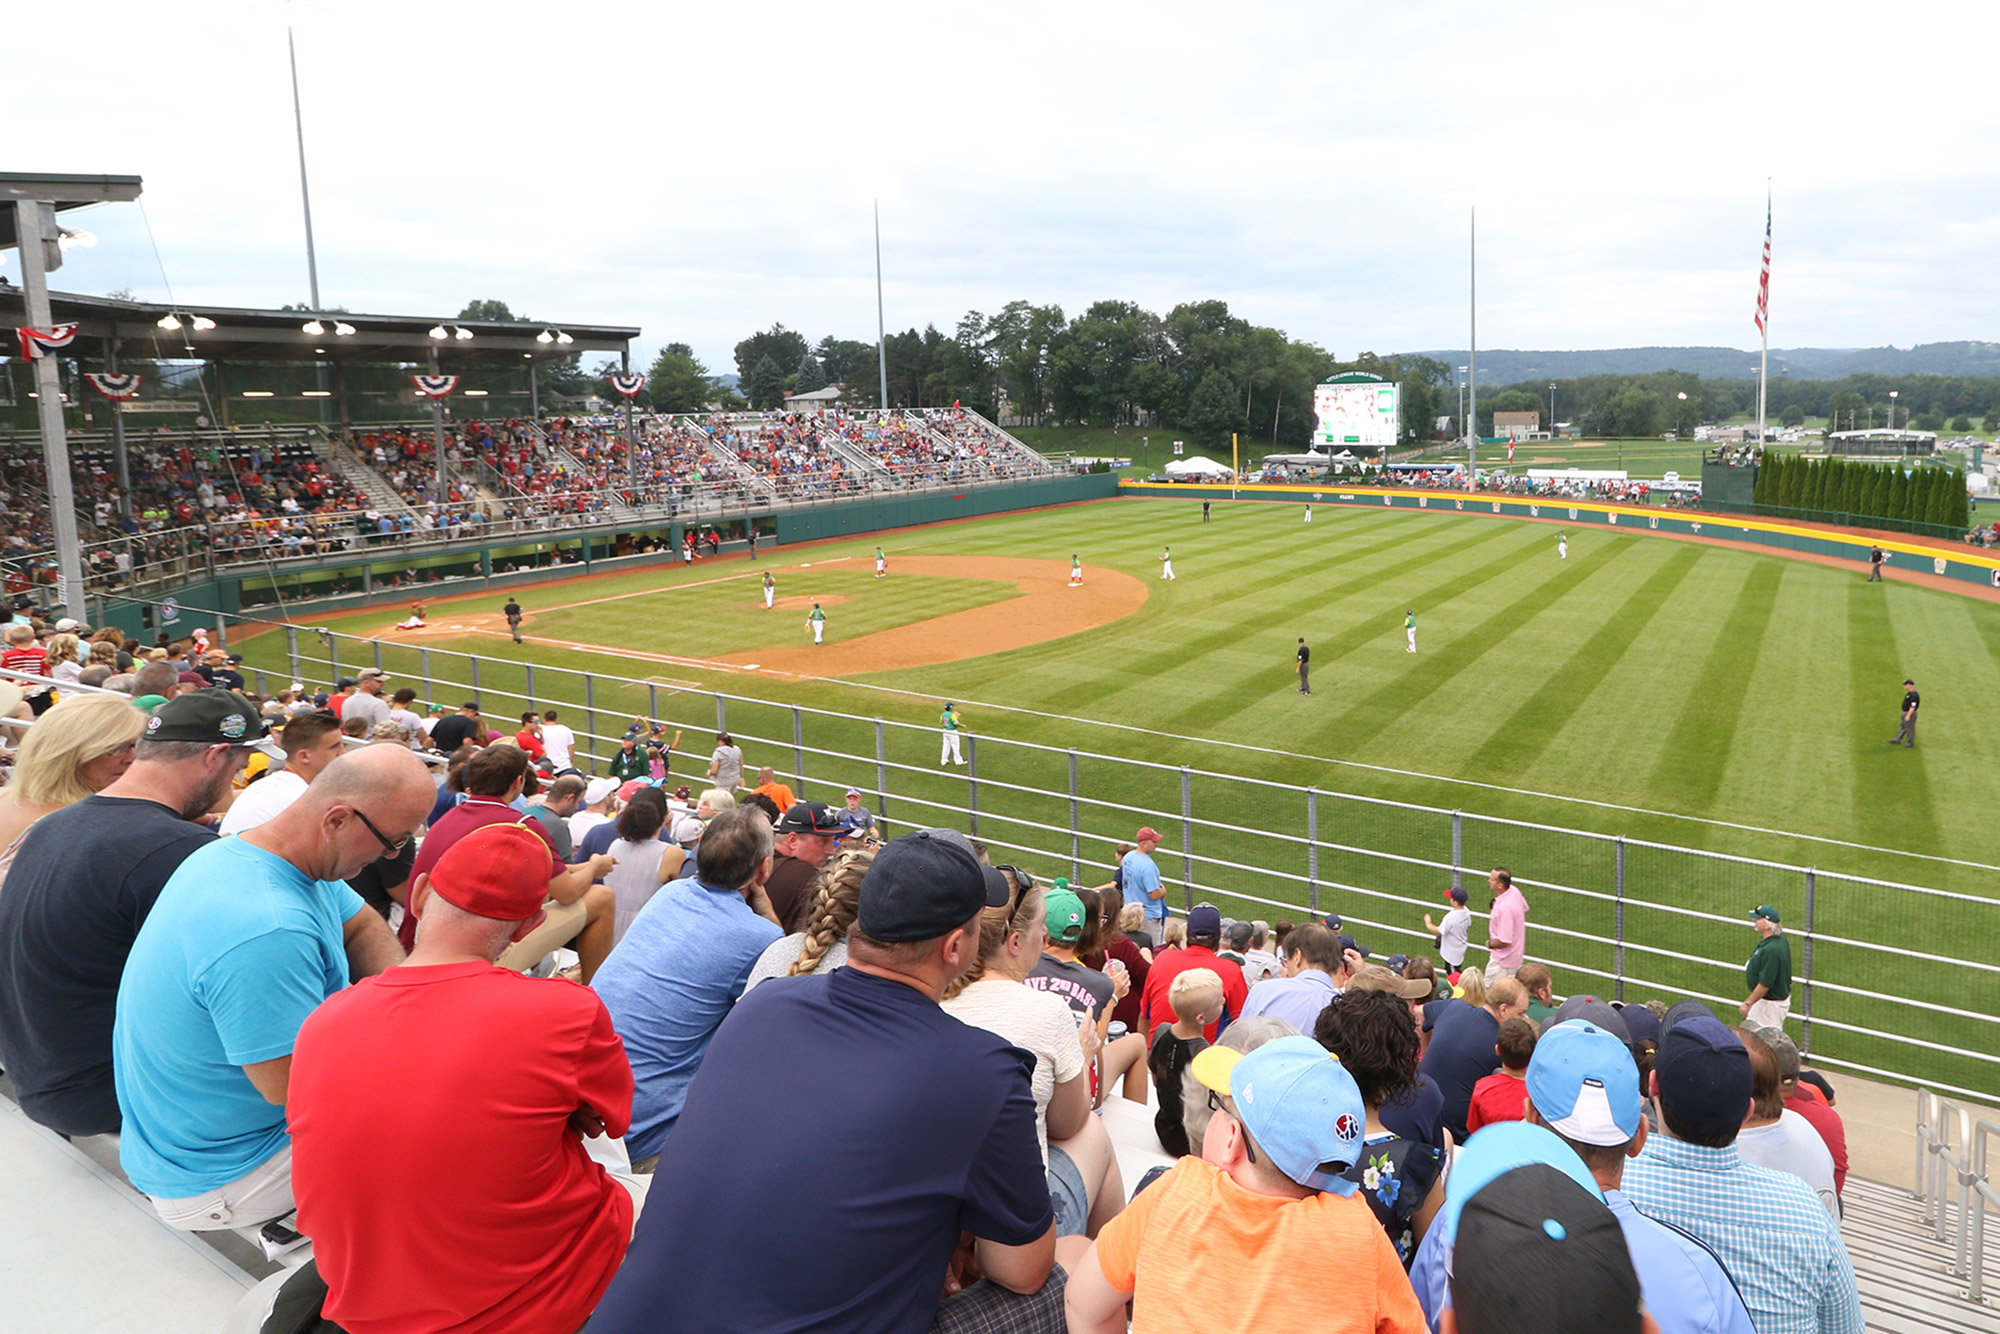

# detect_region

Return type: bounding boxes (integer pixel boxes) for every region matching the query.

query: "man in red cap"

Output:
[289,821,642,1334]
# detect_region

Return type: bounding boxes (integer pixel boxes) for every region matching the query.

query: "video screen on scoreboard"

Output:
[1314,381,1400,450]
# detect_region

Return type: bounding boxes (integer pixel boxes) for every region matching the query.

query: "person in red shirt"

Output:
[1138,903,1247,1042]
[1770,1028,1848,1195]
[1465,1016,1538,1133]
[1,623,47,677]
[514,711,545,762]
[289,820,644,1334]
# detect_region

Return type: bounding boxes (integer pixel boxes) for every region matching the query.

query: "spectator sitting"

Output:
[1420,976,1529,1143]
[288,821,644,1331]
[1242,920,1280,982]
[742,845,872,990]
[591,805,782,1165]
[1029,886,1147,1102]
[1733,1025,1839,1219]
[607,735,648,783]
[942,867,1125,1253]
[525,772,587,862]
[1240,921,1368,1034]
[1159,916,1187,951]
[0,690,144,851]
[406,743,617,979]
[585,826,1058,1334]
[751,764,796,812]
[1466,1016,1539,1132]
[1138,902,1247,1041]
[1093,884,1151,1060]
[763,799,843,931]
[1768,1026,1847,1197]
[1314,986,1446,1267]
[567,776,620,847]
[1064,1034,1426,1334]
[1517,960,1558,1024]
[1218,919,1252,967]
[1620,1010,1861,1333]
[600,787,686,945]
[0,691,227,1140]
[113,743,429,1229]
[1149,968,1221,1158]
[217,709,346,836]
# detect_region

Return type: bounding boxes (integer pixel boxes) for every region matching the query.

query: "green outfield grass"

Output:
[235,496,2000,1096]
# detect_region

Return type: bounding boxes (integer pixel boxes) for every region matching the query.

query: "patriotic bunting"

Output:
[411,374,460,398]
[85,372,145,401]
[608,374,646,398]
[15,324,78,360]
[1754,199,1771,334]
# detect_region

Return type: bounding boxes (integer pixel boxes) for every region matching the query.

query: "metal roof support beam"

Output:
[11,198,85,614]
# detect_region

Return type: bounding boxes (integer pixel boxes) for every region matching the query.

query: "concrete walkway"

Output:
[1820,1068,2000,1191]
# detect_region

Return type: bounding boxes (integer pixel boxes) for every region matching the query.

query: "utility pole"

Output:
[289,21,331,426]
[1467,204,1478,484]
[874,200,890,412]
[12,199,85,614]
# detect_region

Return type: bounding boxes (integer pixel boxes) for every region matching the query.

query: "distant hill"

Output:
[1409,343,2000,382]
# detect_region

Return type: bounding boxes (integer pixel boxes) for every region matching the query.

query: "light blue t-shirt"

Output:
[1122,849,1164,922]
[1239,970,1339,1035]
[593,876,783,1160]
[115,838,363,1199]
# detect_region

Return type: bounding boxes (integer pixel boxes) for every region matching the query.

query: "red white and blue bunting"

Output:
[411,374,460,398]
[85,372,145,401]
[608,374,646,398]
[15,324,78,361]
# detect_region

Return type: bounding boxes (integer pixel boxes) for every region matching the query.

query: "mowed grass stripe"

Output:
[1846,581,1941,851]
[1466,544,1706,779]
[1330,536,1642,754]
[1643,560,1785,813]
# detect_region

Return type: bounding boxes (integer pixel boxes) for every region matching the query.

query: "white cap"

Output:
[584,777,619,806]
[672,815,706,846]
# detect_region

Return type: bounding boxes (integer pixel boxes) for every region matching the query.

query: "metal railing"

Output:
[240,623,2000,1105]
[1913,1089,1999,1304]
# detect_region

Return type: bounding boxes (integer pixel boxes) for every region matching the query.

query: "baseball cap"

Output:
[1322,913,1343,931]
[1660,999,1717,1037]
[1347,964,1433,1001]
[671,815,705,847]
[425,822,552,923]
[845,786,861,797]
[53,617,80,632]
[855,828,1010,943]
[1044,888,1086,943]
[1542,995,1630,1045]
[1336,932,1370,959]
[1440,1120,1603,1245]
[1450,1160,1644,1334]
[674,785,692,801]
[335,677,359,690]
[1526,1021,1642,1147]
[775,800,843,836]
[1617,1004,1661,1049]
[615,778,651,804]
[459,701,481,712]
[358,667,391,682]
[176,671,208,685]
[583,776,619,806]
[1750,904,1781,924]
[1190,1035,1365,1196]
[1186,903,1222,938]
[1135,825,1161,843]
[1446,886,1468,904]
[143,688,272,746]
[1653,1014,1752,1138]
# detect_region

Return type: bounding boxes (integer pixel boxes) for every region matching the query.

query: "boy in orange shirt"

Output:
[1465,1016,1538,1133]
[1065,1035,1426,1334]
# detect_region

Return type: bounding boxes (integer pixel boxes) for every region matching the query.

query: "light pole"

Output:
[1458,366,1468,454]
[1888,389,1899,433]
[1548,383,1555,440]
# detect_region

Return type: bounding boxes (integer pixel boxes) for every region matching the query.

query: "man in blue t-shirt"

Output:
[1123,826,1166,944]
[114,743,429,1231]
[592,806,785,1160]
[1418,976,1529,1144]
[587,827,1056,1334]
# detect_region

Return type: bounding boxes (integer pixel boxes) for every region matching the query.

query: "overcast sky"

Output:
[10,0,1998,374]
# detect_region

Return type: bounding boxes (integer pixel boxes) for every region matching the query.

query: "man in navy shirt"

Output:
[588,827,1058,1334]
[1418,976,1528,1143]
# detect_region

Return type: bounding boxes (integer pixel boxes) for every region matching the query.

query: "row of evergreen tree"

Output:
[1751,454,1969,531]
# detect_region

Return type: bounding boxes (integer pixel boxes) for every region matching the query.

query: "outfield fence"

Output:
[237,624,2000,1103]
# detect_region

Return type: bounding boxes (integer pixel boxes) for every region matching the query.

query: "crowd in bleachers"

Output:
[0,604,1863,1334]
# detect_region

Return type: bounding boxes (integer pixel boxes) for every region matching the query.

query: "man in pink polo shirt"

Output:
[1483,866,1529,981]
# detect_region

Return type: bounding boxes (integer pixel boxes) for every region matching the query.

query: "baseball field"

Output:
[235,493,2000,1098]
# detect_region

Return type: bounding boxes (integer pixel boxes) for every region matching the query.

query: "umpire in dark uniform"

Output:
[503,597,524,644]
[1867,545,1885,582]
[1296,638,1311,695]
[1891,678,1919,747]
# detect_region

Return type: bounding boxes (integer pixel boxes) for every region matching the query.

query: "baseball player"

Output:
[874,547,886,578]
[762,570,776,609]
[808,601,826,644]
[1161,546,1176,581]
[1558,532,1568,560]
[1405,609,1417,653]
[1304,505,1313,523]
[1069,554,1083,587]
[939,702,966,765]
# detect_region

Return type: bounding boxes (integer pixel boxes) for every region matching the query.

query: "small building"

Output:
[783,384,844,412]
[1492,411,1540,442]
[1826,429,1937,457]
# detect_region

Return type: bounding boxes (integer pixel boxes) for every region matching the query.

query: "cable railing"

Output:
[229,622,2000,1106]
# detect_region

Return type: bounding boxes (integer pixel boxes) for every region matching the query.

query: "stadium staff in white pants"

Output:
[1740,905,1792,1029]
[940,703,965,765]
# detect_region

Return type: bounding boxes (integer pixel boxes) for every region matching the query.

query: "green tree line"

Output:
[1751,454,1970,532]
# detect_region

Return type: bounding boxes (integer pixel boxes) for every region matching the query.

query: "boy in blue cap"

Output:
[1065,1034,1425,1333]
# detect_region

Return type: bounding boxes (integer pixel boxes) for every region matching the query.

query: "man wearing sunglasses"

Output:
[113,741,434,1232]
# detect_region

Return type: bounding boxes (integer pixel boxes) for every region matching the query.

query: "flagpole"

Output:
[1468,204,1477,486]
[1756,183,1770,447]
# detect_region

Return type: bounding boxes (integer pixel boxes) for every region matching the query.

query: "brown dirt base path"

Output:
[718,556,1145,674]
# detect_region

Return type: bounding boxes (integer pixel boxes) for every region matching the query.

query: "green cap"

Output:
[1750,904,1781,924]
[1044,888,1086,943]
[1052,876,1070,892]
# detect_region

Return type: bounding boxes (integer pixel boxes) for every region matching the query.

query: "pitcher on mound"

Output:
[1069,554,1084,587]
[763,570,775,609]
[808,602,826,644]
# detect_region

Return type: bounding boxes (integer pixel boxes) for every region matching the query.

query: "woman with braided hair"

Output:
[739,845,873,993]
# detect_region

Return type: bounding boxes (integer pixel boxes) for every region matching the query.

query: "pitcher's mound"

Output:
[773,594,848,610]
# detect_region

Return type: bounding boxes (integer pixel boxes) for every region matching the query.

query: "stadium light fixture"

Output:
[301,319,325,335]
[463,389,488,396]
[332,321,357,336]
[536,329,555,344]
[302,390,332,398]
[556,330,573,345]
[453,326,474,341]
[241,390,275,398]
[56,228,97,252]
[429,325,448,340]
[190,315,217,331]
[156,313,182,331]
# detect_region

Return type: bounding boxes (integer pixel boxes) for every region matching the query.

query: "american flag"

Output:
[1754,198,1771,334]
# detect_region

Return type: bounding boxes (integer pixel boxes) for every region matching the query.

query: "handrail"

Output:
[1913,1089,1999,1302]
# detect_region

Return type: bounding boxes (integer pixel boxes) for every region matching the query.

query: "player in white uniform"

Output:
[1558,532,1568,560]
[808,602,826,644]
[1069,555,1083,587]
[874,547,886,578]
[1160,546,1175,580]
[939,702,965,765]
[1304,505,1313,523]
[762,571,775,609]
[1405,610,1417,653]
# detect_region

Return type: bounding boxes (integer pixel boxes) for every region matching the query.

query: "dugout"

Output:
[1827,429,1938,457]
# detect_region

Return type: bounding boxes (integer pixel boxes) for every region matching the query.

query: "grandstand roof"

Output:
[0,173,144,249]
[0,288,638,369]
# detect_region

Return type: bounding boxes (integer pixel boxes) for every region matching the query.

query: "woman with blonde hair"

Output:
[42,635,83,685]
[0,692,146,853]
[740,845,873,991]
[941,867,1124,1261]
[86,640,119,669]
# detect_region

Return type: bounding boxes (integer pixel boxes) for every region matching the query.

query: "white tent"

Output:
[1163,455,1234,478]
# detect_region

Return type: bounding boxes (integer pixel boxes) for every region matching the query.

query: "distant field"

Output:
[235,496,2000,1097]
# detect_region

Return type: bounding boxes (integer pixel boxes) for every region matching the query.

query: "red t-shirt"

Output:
[400,800,554,950]
[1785,1088,1849,1194]
[1102,934,1151,1032]
[514,730,545,760]
[1140,944,1248,1042]
[1,645,48,677]
[289,961,634,1334]
[1465,1072,1529,1132]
